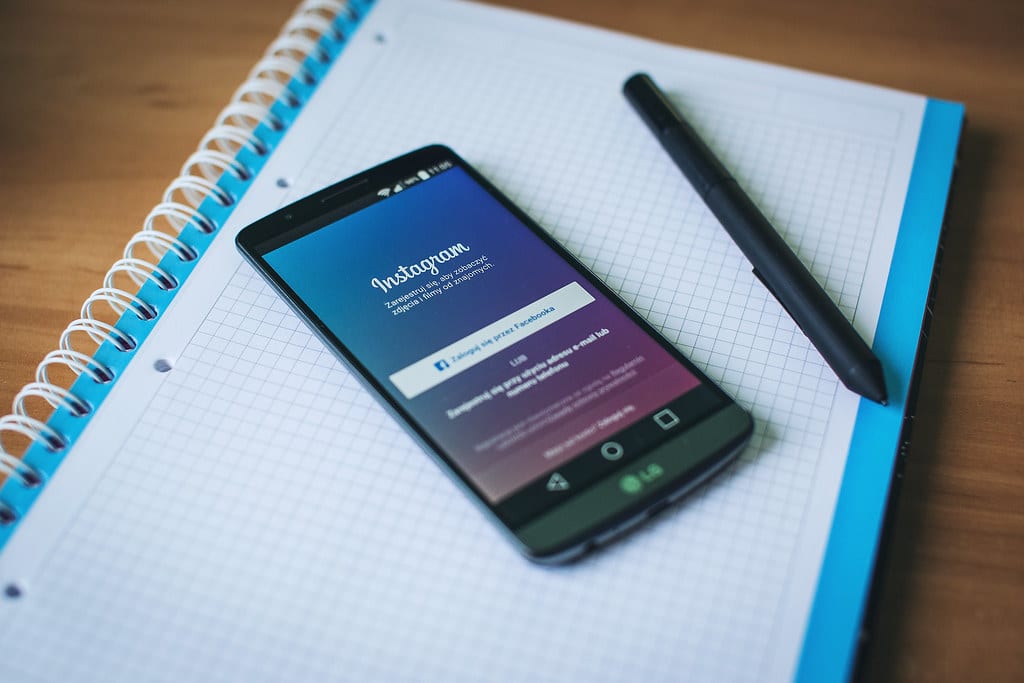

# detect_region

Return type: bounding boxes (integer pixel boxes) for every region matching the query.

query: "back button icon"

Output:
[546,472,570,492]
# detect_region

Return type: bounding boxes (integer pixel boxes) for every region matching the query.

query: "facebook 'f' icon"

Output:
[434,359,450,372]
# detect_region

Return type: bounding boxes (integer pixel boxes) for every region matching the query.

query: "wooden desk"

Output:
[1,1,1020,680]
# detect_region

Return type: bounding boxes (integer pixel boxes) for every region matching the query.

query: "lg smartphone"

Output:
[236,145,753,563]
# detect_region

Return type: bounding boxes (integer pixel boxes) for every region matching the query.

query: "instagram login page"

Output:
[265,166,700,503]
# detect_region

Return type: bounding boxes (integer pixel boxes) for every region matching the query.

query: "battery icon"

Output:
[417,170,430,181]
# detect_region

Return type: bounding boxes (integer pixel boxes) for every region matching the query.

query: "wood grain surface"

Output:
[1,1,1021,680]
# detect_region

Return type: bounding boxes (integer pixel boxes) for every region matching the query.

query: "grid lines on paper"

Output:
[268,27,893,677]
[0,6,905,683]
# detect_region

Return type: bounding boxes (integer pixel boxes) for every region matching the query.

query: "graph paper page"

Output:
[0,1,925,681]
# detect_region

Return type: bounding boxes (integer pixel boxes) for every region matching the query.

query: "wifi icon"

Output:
[377,187,391,198]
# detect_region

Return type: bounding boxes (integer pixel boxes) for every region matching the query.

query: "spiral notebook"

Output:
[0,0,962,681]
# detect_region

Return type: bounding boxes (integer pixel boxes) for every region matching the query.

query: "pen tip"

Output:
[844,362,888,406]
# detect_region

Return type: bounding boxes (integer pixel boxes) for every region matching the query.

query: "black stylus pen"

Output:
[623,73,888,405]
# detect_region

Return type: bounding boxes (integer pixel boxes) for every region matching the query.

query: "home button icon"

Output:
[600,441,625,461]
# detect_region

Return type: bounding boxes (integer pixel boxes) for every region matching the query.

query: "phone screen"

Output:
[241,147,747,556]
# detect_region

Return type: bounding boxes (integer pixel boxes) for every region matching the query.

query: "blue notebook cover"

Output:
[0,2,964,679]
[797,98,964,681]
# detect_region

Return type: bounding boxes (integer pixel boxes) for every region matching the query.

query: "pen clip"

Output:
[752,268,796,321]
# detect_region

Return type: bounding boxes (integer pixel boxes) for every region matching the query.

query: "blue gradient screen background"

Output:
[264,166,699,502]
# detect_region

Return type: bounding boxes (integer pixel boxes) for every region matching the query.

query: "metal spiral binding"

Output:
[14,383,90,418]
[36,349,114,386]
[0,0,360,527]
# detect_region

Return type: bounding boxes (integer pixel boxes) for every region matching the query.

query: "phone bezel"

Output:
[235,144,753,562]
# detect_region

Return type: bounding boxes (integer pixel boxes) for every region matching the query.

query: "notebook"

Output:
[0,0,962,681]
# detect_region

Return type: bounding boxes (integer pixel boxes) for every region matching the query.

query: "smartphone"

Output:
[236,145,753,563]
